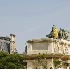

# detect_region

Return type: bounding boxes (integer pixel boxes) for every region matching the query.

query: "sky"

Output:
[0,0,70,53]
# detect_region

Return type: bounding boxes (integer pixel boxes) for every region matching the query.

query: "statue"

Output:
[46,25,69,40]
[64,30,69,39]
[46,31,53,38]
[62,29,65,39]
[58,28,69,39]
[51,25,58,39]
[46,25,58,39]
[58,28,63,39]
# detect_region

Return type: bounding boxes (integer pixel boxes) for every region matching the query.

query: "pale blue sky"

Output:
[0,0,70,53]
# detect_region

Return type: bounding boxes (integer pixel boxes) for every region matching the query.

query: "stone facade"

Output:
[0,37,10,53]
[26,58,61,69]
[25,38,70,69]
[0,34,16,54]
[26,38,70,55]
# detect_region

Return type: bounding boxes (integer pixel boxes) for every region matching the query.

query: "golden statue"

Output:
[46,25,58,39]
[51,25,58,39]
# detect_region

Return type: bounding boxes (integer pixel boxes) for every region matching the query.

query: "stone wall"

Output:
[27,41,53,55]
[26,38,70,55]
[26,59,54,69]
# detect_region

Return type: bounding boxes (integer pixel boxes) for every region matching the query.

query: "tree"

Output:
[0,52,26,69]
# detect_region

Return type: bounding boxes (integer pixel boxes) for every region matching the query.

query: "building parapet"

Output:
[0,36,10,41]
[27,38,70,45]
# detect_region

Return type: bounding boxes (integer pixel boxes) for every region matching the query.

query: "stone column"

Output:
[26,60,34,69]
[47,58,54,69]
[10,34,15,54]
[27,43,32,55]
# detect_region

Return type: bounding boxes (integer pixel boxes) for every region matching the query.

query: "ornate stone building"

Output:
[26,38,70,69]
[0,34,16,54]
[26,38,70,55]
[25,25,70,69]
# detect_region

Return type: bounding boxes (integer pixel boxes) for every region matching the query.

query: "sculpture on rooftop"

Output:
[46,25,69,40]
[58,28,69,39]
[46,25,58,39]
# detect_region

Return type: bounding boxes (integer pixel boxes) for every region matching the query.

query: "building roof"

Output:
[27,38,70,45]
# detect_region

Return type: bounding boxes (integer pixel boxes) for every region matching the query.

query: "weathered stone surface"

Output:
[25,26,70,69]
[26,38,70,55]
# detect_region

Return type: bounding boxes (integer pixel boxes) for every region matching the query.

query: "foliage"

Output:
[53,58,61,69]
[0,52,26,69]
[36,53,47,60]
[62,62,69,67]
